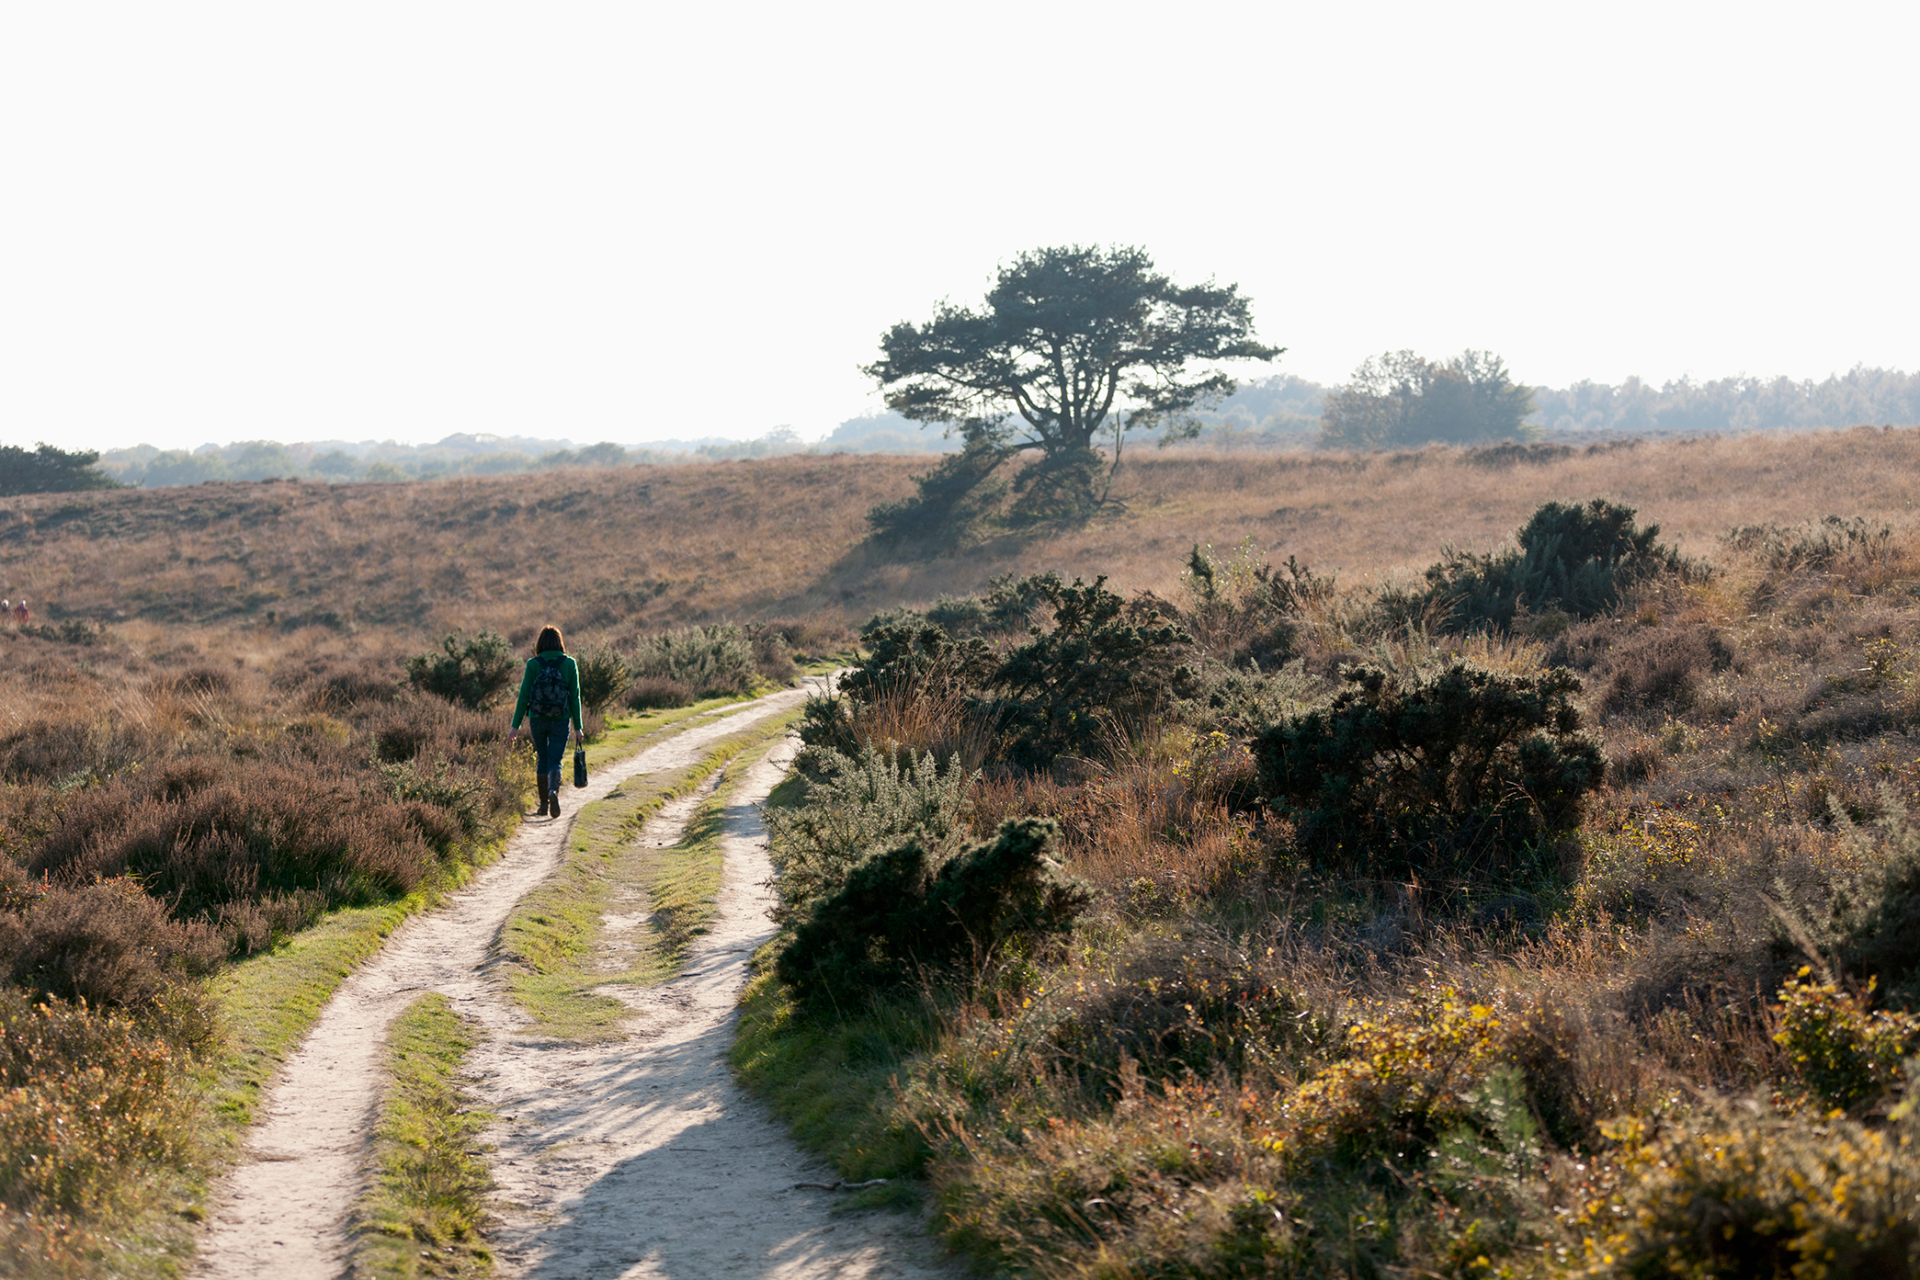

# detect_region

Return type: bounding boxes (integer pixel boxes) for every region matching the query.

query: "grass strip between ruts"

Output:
[353,993,495,1280]
[501,708,800,1042]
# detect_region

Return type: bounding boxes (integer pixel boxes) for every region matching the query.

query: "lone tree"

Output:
[1319,350,1537,450]
[864,245,1281,525]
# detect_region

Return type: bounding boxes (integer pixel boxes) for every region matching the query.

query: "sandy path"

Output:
[470,737,959,1279]
[190,685,822,1280]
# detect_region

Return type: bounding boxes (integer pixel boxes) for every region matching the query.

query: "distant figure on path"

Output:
[12,599,27,626]
[1,601,9,626]
[506,624,584,819]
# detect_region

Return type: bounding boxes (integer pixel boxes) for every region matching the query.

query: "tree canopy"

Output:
[864,245,1280,517]
[0,443,123,497]
[1319,350,1537,450]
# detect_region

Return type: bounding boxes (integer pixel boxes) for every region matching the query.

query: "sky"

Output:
[1,1,1914,452]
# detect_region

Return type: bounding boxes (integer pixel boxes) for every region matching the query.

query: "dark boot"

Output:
[548,771,563,818]
[536,773,550,817]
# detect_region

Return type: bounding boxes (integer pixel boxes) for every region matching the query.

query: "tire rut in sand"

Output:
[470,739,959,1279]
[188,684,823,1280]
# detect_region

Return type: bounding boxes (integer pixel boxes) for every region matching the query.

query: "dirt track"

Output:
[190,682,954,1279]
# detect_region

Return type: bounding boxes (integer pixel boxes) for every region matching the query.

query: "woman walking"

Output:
[507,625,584,818]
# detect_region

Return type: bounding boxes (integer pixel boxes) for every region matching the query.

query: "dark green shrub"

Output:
[1823,794,1920,1009]
[991,576,1194,767]
[834,623,996,712]
[776,818,1090,1001]
[1252,662,1605,874]
[574,643,630,712]
[1423,499,1682,632]
[404,631,517,709]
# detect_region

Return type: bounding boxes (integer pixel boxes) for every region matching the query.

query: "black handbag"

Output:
[573,739,588,788]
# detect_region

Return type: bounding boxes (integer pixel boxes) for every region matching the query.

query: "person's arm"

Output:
[507,658,534,735]
[568,657,585,739]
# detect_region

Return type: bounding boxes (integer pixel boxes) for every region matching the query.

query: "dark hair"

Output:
[535,626,565,655]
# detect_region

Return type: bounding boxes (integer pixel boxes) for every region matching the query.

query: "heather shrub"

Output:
[1253,661,1606,874]
[24,753,508,945]
[1423,498,1684,632]
[0,874,224,1008]
[624,674,693,710]
[627,624,759,697]
[404,630,517,709]
[1594,623,1736,714]
[366,695,499,764]
[1725,513,1896,571]
[273,654,400,708]
[764,745,975,926]
[776,818,1090,1001]
[1581,1107,1920,1278]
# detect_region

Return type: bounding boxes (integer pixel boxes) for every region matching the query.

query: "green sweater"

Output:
[510,652,583,732]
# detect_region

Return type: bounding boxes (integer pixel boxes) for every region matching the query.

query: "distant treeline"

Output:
[13,366,1918,494]
[1531,366,1920,435]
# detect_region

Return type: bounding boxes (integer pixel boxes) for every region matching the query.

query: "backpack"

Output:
[527,658,571,720]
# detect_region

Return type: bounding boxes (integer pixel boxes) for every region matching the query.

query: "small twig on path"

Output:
[792,1178,890,1192]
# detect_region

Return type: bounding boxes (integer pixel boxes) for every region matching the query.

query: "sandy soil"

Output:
[470,739,958,1280]
[186,682,956,1280]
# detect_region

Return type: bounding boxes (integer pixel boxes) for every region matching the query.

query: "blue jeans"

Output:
[529,717,572,785]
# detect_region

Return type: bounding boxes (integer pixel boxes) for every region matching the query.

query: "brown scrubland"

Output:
[3,424,1919,1276]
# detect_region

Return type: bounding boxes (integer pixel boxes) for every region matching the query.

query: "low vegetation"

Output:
[738,491,1920,1277]
[4,424,1920,1275]
[0,580,814,1272]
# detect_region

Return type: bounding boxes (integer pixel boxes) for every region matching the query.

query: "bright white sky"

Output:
[1,2,1914,452]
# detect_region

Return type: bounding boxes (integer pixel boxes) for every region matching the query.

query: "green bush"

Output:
[1252,661,1605,873]
[404,631,517,709]
[765,745,975,927]
[574,643,630,713]
[991,576,1194,767]
[776,818,1090,1001]
[626,624,758,698]
[1422,498,1682,632]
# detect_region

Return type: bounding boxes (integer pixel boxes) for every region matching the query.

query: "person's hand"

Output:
[507,726,521,744]
[572,729,585,744]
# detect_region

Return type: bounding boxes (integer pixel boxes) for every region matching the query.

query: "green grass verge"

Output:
[197,833,509,1165]
[730,956,936,1184]
[354,994,494,1280]
[583,690,768,770]
[501,709,800,1042]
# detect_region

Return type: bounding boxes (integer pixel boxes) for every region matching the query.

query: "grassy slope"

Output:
[7,429,1919,655]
